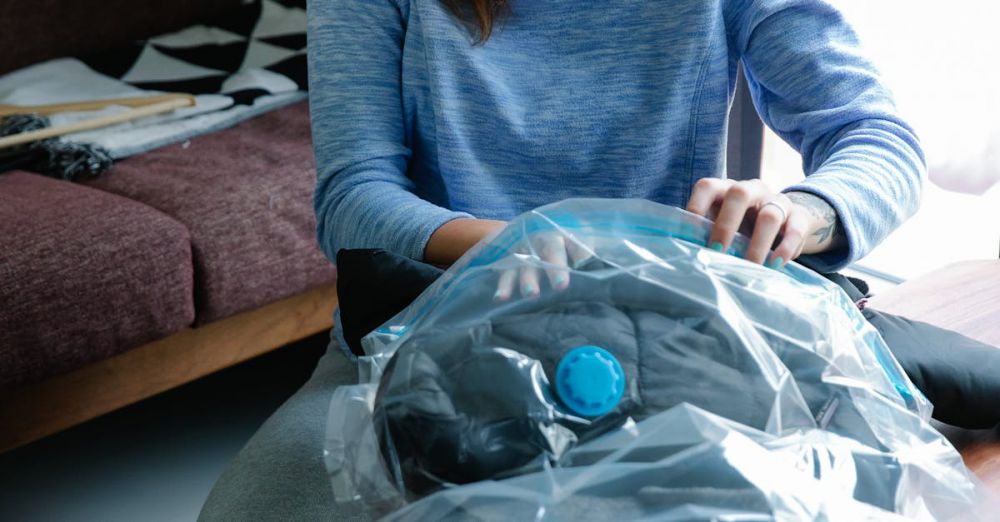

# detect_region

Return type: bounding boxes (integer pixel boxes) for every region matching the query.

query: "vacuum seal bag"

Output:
[324,198,987,521]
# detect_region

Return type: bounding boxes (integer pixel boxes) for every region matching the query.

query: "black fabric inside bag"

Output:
[336,248,1000,430]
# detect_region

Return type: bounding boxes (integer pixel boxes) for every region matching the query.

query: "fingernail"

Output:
[522,283,538,297]
[710,242,724,252]
[554,273,569,289]
[493,289,507,302]
[769,256,784,269]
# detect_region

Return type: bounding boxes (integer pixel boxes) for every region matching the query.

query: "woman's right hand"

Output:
[425,218,588,301]
[494,231,591,301]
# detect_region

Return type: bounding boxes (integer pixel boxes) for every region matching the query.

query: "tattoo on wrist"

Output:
[786,192,845,247]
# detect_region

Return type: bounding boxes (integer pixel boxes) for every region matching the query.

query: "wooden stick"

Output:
[0,93,196,117]
[0,97,195,150]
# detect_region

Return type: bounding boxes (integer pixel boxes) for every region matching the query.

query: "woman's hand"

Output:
[685,178,845,268]
[425,218,589,301]
[493,232,591,301]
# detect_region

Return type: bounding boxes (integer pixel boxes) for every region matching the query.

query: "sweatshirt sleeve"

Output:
[726,0,926,272]
[307,0,472,263]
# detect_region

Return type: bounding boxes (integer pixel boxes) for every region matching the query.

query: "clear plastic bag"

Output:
[324,198,988,521]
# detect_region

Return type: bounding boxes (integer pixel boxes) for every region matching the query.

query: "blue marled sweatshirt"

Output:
[307,0,925,272]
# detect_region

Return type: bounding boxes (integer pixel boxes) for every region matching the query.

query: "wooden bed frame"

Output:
[0,283,338,453]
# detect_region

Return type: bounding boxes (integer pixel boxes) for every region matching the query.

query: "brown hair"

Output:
[440,0,509,44]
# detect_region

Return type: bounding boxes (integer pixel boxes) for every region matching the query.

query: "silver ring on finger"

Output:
[761,200,787,223]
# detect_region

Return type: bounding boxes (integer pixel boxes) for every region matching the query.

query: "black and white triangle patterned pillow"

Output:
[81,0,307,106]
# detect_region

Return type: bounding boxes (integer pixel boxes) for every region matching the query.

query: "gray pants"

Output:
[199,343,372,521]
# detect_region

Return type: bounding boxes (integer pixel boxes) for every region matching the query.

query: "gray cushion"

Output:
[199,345,370,521]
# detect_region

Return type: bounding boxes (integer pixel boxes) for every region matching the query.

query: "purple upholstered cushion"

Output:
[86,101,337,324]
[0,172,194,388]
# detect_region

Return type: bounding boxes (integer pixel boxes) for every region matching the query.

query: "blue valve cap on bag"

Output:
[555,346,625,417]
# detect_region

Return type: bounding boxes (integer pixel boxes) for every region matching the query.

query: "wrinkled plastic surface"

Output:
[325,198,987,521]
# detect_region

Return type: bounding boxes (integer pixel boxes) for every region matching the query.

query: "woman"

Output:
[201,0,923,519]
[310,0,923,279]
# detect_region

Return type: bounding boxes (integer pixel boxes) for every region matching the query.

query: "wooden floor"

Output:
[935,423,1000,494]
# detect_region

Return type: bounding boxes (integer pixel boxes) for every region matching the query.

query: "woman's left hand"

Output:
[685,178,842,269]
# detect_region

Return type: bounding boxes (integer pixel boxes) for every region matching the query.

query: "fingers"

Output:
[770,209,810,269]
[494,269,517,302]
[538,234,570,290]
[744,198,787,264]
[689,179,808,268]
[518,266,541,299]
[493,266,545,301]
[686,178,735,219]
[564,236,593,268]
[708,180,769,253]
[494,233,569,302]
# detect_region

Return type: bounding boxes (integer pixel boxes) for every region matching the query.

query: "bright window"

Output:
[761,0,1000,281]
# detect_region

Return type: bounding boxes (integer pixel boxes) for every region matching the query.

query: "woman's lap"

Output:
[198,344,371,522]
